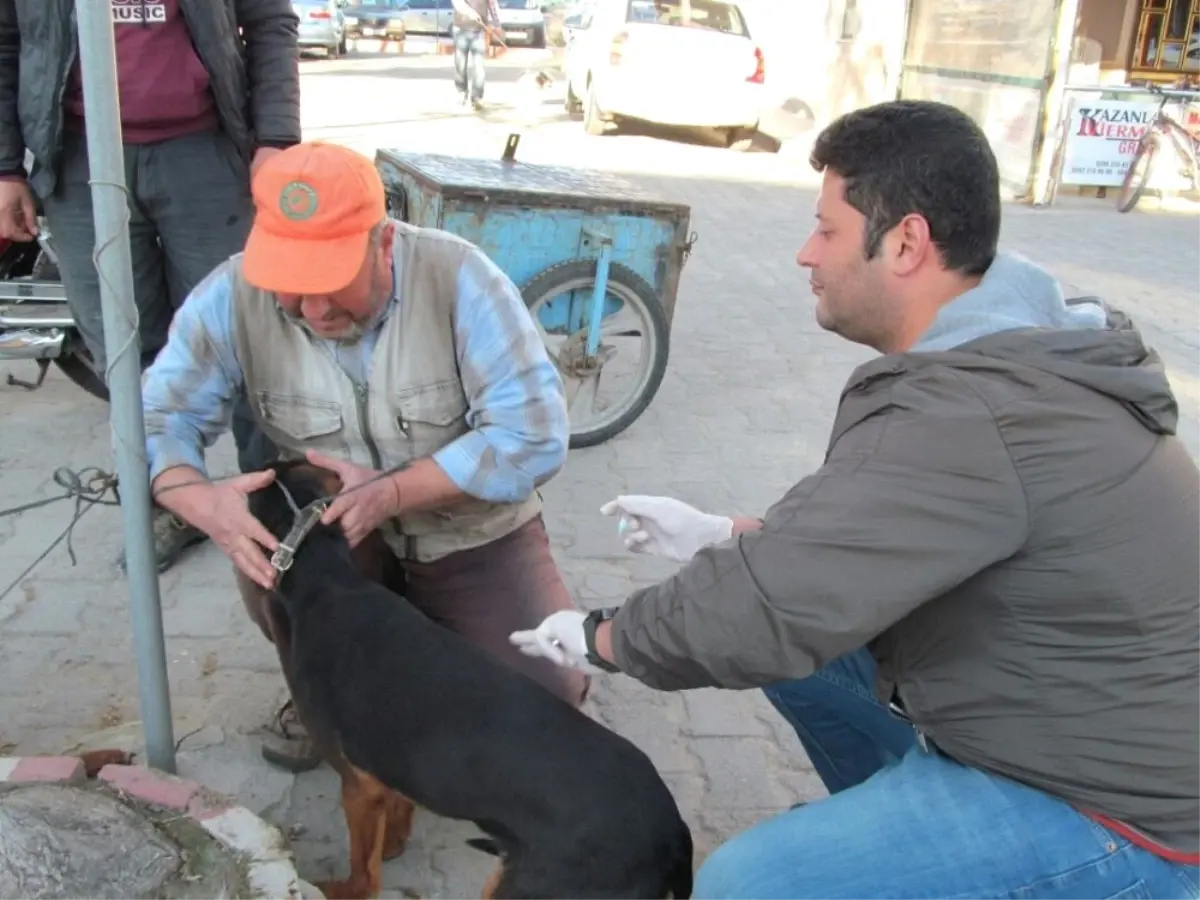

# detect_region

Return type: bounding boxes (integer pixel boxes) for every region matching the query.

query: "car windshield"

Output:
[626,0,747,35]
[498,0,536,7]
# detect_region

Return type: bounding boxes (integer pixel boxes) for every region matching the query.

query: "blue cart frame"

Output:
[375,145,695,447]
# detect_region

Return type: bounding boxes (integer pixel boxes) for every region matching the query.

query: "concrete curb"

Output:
[0,755,306,900]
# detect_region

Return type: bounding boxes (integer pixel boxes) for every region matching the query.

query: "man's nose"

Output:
[301,294,334,319]
[796,234,818,269]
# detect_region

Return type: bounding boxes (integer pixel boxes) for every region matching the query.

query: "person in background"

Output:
[450,0,501,109]
[0,0,300,572]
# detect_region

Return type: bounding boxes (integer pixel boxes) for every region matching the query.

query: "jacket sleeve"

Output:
[235,0,302,147]
[609,380,1030,691]
[0,0,24,175]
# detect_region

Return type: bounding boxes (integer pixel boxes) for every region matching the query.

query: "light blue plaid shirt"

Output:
[141,249,569,503]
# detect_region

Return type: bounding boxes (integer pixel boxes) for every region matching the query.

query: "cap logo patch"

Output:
[279,181,318,220]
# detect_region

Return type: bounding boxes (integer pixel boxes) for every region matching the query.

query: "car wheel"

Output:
[338,34,348,54]
[565,81,583,117]
[583,78,608,135]
[328,39,340,58]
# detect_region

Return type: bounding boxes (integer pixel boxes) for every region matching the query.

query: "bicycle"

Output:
[1115,78,1200,213]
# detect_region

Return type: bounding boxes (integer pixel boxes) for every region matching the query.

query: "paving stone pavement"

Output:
[1,53,1197,898]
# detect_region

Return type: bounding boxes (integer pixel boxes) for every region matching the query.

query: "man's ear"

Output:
[889,213,933,277]
[380,221,397,256]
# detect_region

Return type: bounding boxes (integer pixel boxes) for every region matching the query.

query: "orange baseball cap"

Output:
[243,142,387,295]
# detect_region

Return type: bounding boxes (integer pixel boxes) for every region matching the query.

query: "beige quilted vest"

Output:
[231,220,542,562]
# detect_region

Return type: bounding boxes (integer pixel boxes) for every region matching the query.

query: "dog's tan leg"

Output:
[318,765,388,900]
[481,862,506,900]
[78,748,134,777]
[381,789,416,860]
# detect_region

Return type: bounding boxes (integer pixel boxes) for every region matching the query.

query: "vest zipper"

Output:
[355,383,383,471]
[356,382,415,559]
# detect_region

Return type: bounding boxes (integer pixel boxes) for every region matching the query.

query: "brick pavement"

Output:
[1,52,1197,897]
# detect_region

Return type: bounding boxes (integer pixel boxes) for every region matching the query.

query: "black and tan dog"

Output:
[237,461,693,900]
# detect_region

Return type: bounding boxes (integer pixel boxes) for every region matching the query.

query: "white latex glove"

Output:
[600,495,733,562]
[509,611,608,675]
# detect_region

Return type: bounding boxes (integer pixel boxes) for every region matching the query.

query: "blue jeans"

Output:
[452,27,487,102]
[694,649,1200,899]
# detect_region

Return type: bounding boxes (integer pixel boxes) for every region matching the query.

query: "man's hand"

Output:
[0,179,39,242]
[600,495,734,562]
[509,611,608,675]
[307,450,400,548]
[250,147,284,181]
[155,468,280,589]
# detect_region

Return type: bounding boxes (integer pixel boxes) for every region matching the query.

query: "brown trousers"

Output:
[242,515,589,707]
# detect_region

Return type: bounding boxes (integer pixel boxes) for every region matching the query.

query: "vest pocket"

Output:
[257,392,345,450]
[394,380,469,459]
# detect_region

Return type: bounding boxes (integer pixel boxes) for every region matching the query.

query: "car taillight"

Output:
[309,8,332,17]
[748,45,764,83]
[610,30,628,65]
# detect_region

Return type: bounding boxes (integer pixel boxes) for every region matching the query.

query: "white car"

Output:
[497,0,548,46]
[562,0,765,146]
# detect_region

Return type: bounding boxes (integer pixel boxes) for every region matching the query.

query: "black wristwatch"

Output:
[581,607,622,673]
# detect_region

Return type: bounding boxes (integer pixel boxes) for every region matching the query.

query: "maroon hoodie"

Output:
[63,0,218,143]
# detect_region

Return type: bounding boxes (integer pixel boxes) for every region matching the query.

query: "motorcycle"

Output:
[0,217,109,401]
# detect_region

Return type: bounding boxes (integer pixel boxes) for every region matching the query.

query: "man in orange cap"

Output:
[140,141,584,770]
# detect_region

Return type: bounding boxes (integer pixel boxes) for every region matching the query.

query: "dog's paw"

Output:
[382,835,409,861]
[315,878,374,900]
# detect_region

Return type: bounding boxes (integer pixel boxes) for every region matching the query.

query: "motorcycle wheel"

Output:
[54,348,109,402]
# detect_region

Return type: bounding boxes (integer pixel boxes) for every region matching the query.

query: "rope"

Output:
[0,460,414,605]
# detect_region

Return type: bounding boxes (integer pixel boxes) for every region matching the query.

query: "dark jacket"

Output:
[611,253,1200,854]
[0,0,300,197]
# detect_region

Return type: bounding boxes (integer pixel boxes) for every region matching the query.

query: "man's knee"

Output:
[693,827,779,900]
[762,647,881,714]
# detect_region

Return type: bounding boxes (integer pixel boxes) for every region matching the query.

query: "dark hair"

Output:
[810,99,1000,276]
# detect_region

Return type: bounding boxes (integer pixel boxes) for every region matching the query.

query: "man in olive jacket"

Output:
[514,100,1200,899]
[0,0,300,571]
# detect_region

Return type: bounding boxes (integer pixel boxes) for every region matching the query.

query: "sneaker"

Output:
[260,699,322,773]
[116,507,208,575]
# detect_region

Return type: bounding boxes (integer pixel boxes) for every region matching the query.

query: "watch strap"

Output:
[582,607,621,673]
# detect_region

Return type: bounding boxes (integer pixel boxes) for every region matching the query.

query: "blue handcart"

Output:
[375,141,696,448]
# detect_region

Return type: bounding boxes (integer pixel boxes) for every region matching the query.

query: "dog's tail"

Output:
[466,837,500,857]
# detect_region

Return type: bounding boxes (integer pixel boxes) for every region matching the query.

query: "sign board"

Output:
[1060,96,1200,187]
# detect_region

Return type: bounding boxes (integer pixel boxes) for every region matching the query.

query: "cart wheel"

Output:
[522,259,669,448]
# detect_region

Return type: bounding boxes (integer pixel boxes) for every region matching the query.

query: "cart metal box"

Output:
[374,150,693,324]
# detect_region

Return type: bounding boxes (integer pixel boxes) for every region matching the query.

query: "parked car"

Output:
[497,0,546,46]
[398,0,453,35]
[341,0,408,46]
[295,0,348,56]
[562,0,765,147]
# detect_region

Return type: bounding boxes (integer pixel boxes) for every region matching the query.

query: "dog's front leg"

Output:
[319,765,389,900]
[381,789,416,860]
[481,861,507,900]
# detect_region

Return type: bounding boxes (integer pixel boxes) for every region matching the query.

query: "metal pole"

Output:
[1030,0,1083,206]
[74,0,177,773]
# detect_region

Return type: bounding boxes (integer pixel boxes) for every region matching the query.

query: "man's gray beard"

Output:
[294,316,366,343]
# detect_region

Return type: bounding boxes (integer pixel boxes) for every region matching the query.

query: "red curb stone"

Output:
[188,795,236,820]
[10,756,85,783]
[99,764,200,810]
